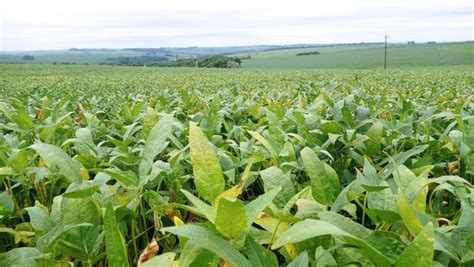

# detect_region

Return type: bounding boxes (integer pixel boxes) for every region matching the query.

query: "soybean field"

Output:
[0,63,473,266]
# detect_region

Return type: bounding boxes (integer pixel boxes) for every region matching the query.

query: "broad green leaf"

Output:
[245,187,280,226]
[139,252,175,267]
[9,149,28,173]
[11,99,35,130]
[249,131,279,164]
[320,120,340,134]
[318,211,405,260]
[63,182,99,198]
[164,224,251,267]
[0,192,14,220]
[179,241,210,267]
[272,219,347,249]
[259,166,294,208]
[341,105,353,125]
[395,222,434,267]
[273,219,393,266]
[380,145,429,179]
[365,122,383,155]
[0,247,41,267]
[287,251,309,267]
[104,202,129,267]
[104,168,138,187]
[74,128,95,155]
[25,202,55,232]
[215,197,247,239]
[60,197,101,225]
[295,198,326,217]
[367,181,396,211]
[56,226,103,262]
[30,143,82,183]
[331,180,362,212]
[434,226,473,263]
[421,175,471,188]
[37,223,93,252]
[467,233,474,251]
[301,147,341,205]
[139,114,174,181]
[181,189,216,223]
[189,122,225,203]
[315,246,337,266]
[275,211,407,265]
[393,165,417,192]
[459,199,474,228]
[244,235,278,267]
[393,165,428,212]
[396,191,423,237]
[283,186,311,213]
[75,127,94,144]
[186,247,218,267]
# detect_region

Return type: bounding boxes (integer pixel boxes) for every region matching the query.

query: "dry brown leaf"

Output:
[138,238,160,264]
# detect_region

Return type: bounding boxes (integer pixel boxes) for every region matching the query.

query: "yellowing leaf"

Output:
[215,197,247,239]
[173,216,184,226]
[189,122,225,203]
[396,191,423,237]
[104,202,129,267]
[395,222,434,267]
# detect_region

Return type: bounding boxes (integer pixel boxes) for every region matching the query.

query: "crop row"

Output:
[0,65,473,266]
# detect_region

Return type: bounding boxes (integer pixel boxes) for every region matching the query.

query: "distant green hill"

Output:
[1,42,472,68]
[240,42,474,69]
[0,45,318,64]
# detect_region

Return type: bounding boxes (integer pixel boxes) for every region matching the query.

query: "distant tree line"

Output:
[23,55,35,60]
[100,55,242,68]
[105,56,169,65]
[263,45,320,52]
[296,51,320,56]
[159,56,242,68]
[124,48,173,54]
[51,62,79,65]
[69,48,116,52]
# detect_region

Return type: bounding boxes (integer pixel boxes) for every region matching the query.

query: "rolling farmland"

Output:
[241,42,474,69]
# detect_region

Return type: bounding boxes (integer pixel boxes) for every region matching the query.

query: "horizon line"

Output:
[1,40,473,53]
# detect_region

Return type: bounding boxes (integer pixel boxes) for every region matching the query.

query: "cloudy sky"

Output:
[0,0,472,50]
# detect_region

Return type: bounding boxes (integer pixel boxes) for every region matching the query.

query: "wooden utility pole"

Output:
[384,34,388,70]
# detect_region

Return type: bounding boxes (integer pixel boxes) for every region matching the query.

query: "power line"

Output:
[384,34,388,70]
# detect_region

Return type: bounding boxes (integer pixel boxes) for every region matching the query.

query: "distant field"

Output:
[240,42,474,69]
[0,42,472,68]
[0,45,300,64]
[0,50,146,64]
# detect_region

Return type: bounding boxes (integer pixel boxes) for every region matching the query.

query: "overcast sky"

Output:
[0,0,472,50]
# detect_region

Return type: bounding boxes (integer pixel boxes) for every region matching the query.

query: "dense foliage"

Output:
[0,64,473,266]
[296,51,320,56]
[160,56,242,68]
[100,55,243,68]
[105,56,169,65]
[22,55,35,61]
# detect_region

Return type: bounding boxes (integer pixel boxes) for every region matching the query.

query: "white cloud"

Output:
[1,0,472,50]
